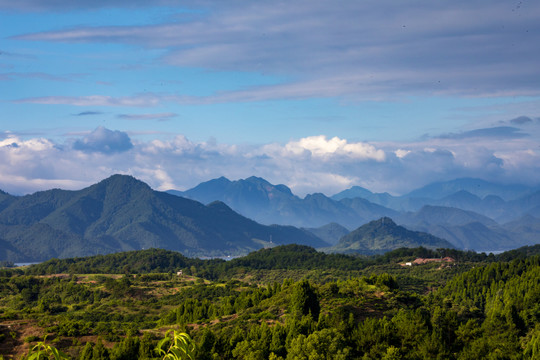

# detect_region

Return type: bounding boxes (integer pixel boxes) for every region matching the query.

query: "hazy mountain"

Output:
[435,190,484,209]
[333,180,540,220]
[172,176,396,229]
[419,222,516,251]
[332,187,420,212]
[395,205,529,251]
[506,191,540,219]
[331,178,538,204]
[170,176,298,212]
[396,205,498,228]
[304,222,350,245]
[0,175,327,262]
[337,197,399,222]
[331,186,392,202]
[403,178,536,201]
[170,176,305,225]
[502,215,540,246]
[427,190,540,222]
[171,176,540,250]
[327,217,454,254]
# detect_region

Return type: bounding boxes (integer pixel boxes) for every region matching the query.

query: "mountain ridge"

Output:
[0,175,327,262]
[171,176,397,228]
[327,217,454,254]
[1,174,539,261]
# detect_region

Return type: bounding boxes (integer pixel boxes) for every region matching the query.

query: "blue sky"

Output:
[1,0,540,196]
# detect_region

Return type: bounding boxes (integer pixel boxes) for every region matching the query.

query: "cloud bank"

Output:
[1,121,538,197]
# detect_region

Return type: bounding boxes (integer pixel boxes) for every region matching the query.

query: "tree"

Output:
[286,328,350,360]
[290,280,320,321]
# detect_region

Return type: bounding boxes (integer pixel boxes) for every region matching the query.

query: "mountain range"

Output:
[1,174,539,262]
[0,175,326,262]
[171,176,540,251]
[169,176,398,229]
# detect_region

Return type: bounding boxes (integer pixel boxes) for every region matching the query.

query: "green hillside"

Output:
[1,245,539,359]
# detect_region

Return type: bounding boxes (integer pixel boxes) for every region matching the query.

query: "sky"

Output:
[1,0,540,197]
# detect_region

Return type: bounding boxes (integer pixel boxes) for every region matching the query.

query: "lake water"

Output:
[14,262,41,267]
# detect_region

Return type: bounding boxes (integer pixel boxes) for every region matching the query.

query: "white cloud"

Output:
[0,135,56,167]
[282,135,386,161]
[1,125,539,197]
[394,149,410,158]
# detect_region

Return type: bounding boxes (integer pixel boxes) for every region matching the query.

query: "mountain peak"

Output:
[87,174,153,203]
[97,174,149,188]
[331,185,374,201]
[214,176,232,184]
[245,176,270,184]
[206,200,234,212]
[331,217,453,254]
[354,217,399,236]
[304,192,329,200]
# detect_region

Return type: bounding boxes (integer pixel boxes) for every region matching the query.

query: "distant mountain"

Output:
[0,175,327,262]
[420,222,516,251]
[327,217,454,254]
[396,205,498,228]
[332,186,378,201]
[395,205,529,251]
[331,186,402,209]
[404,178,536,201]
[426,190,540,222]
[172,176,396,229]
[304,222,350,245]
[171,176,540,249]
[502,215,540,246]
[337,196,398,220]
[169,176,297,211]
[333,180,540,220]
[436,190,484,209]
[507,191,540,219]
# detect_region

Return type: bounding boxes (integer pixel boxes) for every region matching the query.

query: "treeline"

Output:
[23,248,221,276]
[23,244,540,279]
[25,245,367,277]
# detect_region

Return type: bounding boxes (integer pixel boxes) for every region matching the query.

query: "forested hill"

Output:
[432,255,540,357]
[24,248,217,275]
[25,244,540,278]
[0,175,326,262]
[26,245,368,277]
[330,217,454,253]
[3,245,540,359]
